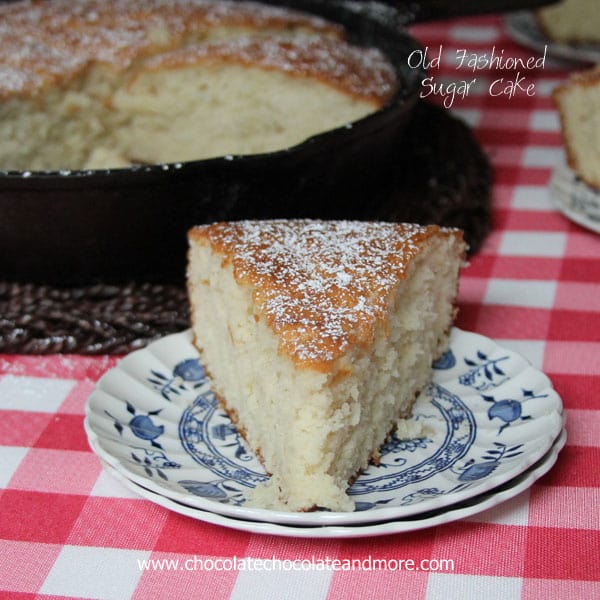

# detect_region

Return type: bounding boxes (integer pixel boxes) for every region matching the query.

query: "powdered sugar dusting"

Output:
[196,220,444,369]
[0,0,343,96]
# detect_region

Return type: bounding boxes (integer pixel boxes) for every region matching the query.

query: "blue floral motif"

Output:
[147,358,207,401]
[453,443,524,481]
[179,388,268,489]
[483,388,543,435]
[458,351,510,391]
[433,349,456,370]
[106,403,165,449]
[348,383,476,496]
[211,423,255,462]
[174,359,206,382]
[370,435,432,470]
[179,479,246,505]
[129,415,164,441]
[105,402,181,480]
[353,498,395,512]
[400,484,469,506]
[381,435,432,455]
[131,447,181,480]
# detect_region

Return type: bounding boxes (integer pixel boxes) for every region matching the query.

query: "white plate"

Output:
[93,429,566,538]
[504,11,600,65]
[84,328,564,526]
[550,165,600,234]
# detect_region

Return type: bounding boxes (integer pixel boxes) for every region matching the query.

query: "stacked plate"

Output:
[84,328,566,538]
[505,13,600,235]
[550,165,600,235]
[505,11,600,64]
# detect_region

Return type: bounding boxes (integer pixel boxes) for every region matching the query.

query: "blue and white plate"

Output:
[84,328,564,526]
[550,165,600,235]
[505,11,600,65]
[93,429,566,538]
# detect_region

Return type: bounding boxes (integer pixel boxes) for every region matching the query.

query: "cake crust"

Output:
[189,220,463,372]
[141,36,396,105]
[0,0,343,98]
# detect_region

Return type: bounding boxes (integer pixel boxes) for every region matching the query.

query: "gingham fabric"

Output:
[1,14,599,600]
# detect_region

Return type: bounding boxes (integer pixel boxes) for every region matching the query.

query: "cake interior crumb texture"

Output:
[554,68,600,190]
[187,220,466,512]
[537,0,600,44]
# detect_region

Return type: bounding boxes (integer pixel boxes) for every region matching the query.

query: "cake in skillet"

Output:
[553,67,600,190]
[536,0,600,44]
[0,0,397,171]
[187,220,466,512]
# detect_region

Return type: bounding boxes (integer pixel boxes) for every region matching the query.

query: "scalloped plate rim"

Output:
[92,428,566,538]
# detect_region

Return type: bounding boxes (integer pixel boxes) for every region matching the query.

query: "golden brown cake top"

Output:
[553,65,600,97]
[0,0,343,98]
[189,220,463,372]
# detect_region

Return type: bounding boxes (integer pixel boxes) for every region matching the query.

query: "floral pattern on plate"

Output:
[84,327,564,526]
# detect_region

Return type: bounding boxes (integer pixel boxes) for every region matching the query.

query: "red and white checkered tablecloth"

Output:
[1,14,599,600]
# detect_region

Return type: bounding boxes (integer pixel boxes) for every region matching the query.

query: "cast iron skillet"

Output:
[0,0,556,284]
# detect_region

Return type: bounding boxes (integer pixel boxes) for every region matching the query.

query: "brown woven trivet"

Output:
[0,102,491,355]
[0,282,188,354]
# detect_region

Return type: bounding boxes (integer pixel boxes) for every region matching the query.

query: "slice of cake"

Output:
[187,220,466,512]
[536,0,600,44]
[553,67,600,190]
